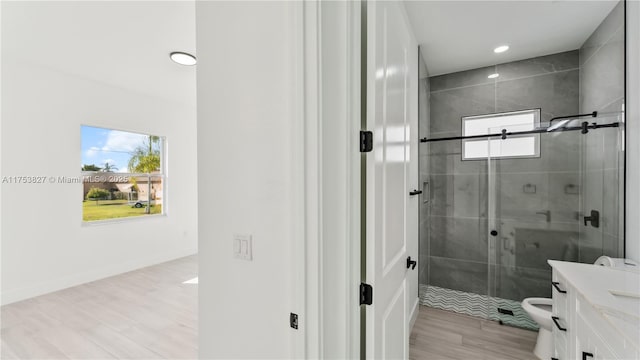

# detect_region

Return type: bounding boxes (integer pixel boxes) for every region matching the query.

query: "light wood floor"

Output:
[1,255,197,359]
[410,306,539,360]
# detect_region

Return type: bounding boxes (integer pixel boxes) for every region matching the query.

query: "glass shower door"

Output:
[578,112,625,262]
[486,114,624,329]
[486,122,560,329]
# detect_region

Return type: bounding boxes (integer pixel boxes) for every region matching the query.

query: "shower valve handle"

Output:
[406,256,417,270]
[583,210,600,228]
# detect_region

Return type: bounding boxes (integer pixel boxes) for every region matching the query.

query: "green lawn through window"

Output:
[82,200,162,222]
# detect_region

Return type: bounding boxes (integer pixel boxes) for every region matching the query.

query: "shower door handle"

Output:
[406,256,417,270]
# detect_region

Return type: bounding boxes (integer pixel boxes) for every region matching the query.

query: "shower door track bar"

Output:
[419,122,620,143]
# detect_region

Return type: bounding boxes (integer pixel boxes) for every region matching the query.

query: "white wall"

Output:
[0,2,198,305]
[197,1,364,357]
[626,0,640,262]
[196,2,300,358]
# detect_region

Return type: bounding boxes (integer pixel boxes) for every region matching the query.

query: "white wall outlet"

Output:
[233,234,253,261]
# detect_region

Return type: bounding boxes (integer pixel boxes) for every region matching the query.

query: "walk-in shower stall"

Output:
[418,1,626,330]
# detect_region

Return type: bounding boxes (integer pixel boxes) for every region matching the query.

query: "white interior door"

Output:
[365,1,418,359]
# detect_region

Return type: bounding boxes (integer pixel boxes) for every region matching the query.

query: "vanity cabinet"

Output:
[549,261,640,360]
[551,271,572,360]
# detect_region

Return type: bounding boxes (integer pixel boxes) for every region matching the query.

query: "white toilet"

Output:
[521,297,554,360]
[522,256,638,360]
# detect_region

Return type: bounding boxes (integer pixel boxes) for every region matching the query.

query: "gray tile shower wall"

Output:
[496,51,579,81]
[493,264,553,300]
[578,0,625,261]
[424,50,581,301]
[496,69,579,122]
[429,84,495,134]
[418,51,430,286]
[428,256,489,295]
[429,215,488,262]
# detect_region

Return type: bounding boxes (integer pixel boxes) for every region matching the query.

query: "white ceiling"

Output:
[2,1,196,107]
[404,1,619,76]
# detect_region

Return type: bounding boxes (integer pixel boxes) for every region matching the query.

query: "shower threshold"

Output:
[419,284,538,331]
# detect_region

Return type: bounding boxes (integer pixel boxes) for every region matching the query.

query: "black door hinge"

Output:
[360,131,373,152]
[290,313,298,329]
[360,283,373,305]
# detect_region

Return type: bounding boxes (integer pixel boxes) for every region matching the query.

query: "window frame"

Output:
[460,108,541,161]
[80,125,167,224]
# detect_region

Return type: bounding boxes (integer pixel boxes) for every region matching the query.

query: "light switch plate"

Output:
[233,234,252,261]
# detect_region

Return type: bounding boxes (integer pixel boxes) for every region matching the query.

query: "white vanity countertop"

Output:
[548,260,640,349]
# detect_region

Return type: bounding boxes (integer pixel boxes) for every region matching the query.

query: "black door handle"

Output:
[551,316,566,331]
[406,256,417,270]
[552,281,567,294]
[409,190,422,196]
[582,352,594,360]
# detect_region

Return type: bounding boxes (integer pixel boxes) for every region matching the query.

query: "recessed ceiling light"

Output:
[488,73,500,79]
[494,45,509,53]
[170,52,197,66]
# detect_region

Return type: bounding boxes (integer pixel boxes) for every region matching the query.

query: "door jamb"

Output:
[297,1,362,358]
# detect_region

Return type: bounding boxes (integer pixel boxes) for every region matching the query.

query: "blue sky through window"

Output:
[81,126,156,173]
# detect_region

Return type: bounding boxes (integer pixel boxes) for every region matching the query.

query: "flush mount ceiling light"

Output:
[493,45,510,53]
[488,73,500,79]
[170,51,197,66]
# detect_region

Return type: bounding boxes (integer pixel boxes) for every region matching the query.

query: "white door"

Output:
[365,1,418,359]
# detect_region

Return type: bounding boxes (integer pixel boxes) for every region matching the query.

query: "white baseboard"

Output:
[1,247,197,306]
[409,296,420,332]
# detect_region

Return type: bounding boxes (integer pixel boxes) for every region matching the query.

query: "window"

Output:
[461,109,540,160]
[81,126,165,222]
